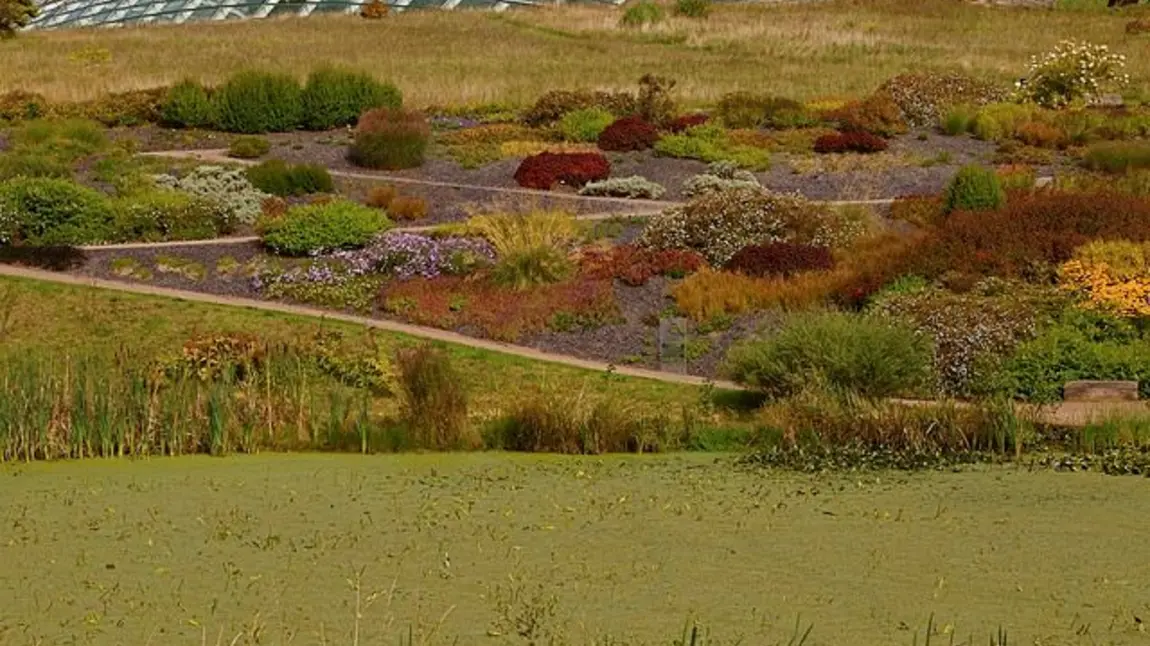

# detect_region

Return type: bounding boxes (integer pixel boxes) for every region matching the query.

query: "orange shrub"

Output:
[365,185,397,209]
[389,196,429,221]
[1015,121,1066,149]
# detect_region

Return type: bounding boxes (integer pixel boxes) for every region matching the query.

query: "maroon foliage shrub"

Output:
[513,152,611,190]
[597,116,660,152]
[666,113,710,134]
[724,242,835,278]
[813,130,889,154]
[914,190,1150,284]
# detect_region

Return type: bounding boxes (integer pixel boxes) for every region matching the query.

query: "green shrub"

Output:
[716,92,812,130]
[674,0,710,17]
[259,200,390,256]
[245,159,334,196]
[654,124,771,170]
[0,177,113,245]
[349,108,430,170]
[491,246,575,290]
[227,135,271,159]
[941,104,976,136]
[110,189,235,242]
[300,67,402,131]
[0,151,72,180]
[8,118,107,163]
[160,80,217,129]
[969,102,1035,142]
[942,165,1005,214]
[557,107,615,143]
[1082,141,1150,174]
[620,0,664,27]
[725,311,932,399]
[395,345,474,450]
[212,71,303,134]
[522,89,638,127]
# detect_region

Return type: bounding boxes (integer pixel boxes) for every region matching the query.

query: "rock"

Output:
[1095,94,1125,108]
[1063,380,1140,402]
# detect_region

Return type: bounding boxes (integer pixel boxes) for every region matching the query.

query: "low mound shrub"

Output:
[812,131,888,154]
[523,89,637,127]
[724,242,835,278]
[1015,121,1067,149]
[349,108,430,170]
[227,135,271,159]
[889,195,944,227]
[160,79,216,129]
[152,165,269,226]
[579,244,704,286]
[725,311,932,399]
[578,176,665,199]
[681,161,760,197]
[258,200,391,256]
[245,159,334,197]
[300,67,402,131]
[666,113,709,133]
[1082,141,1150,174]
[878,73,1007,128]
[620,0,664,27]
[654,124,771,170]
[942,165,1005,214]
[212,71,303,134]
[637,186,862,265]
[558,107,615,143]
[110,189,235,242]
[715,93,813,130]
[1058,240,1150,318]
[388,195,429,221]
[513,151,610,190]
[825,94,907,137]
[597,116,660,152]
[0,177,113,245]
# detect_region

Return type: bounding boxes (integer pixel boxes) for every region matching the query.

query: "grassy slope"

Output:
[0,275,717,416]
[3,0,1145,107]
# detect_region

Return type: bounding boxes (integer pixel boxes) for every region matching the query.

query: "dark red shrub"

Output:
[813,130,889,154]
[666,113,710,134]
[724,242,835,278]
[513,152,611,190]
[580,245,705,286]
[913,190,1150,284]
[597,116,660,152]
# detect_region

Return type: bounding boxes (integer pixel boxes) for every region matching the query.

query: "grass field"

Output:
[0,275,722,419]
[3,0,1148,108]
[2,454,1149,646]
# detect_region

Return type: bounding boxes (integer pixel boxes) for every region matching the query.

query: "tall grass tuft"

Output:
[394,345,475,450]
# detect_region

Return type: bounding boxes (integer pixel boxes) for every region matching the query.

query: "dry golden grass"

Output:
[2,0,1146,107]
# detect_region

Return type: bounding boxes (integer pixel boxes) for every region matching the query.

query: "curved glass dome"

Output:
[27,0,581,30]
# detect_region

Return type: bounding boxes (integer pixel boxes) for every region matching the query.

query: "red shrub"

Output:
[597,116,660,152]
[513,152,611,190]
[579,245,705,286]
[913,190,1150,284]
[824,95,907,137]
[813,130,889,154]
[666,113,710,134]
[379,275,618,342]
[724,242,835,278]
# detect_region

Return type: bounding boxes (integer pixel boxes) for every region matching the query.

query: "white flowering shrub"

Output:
[636,186,862,265]
[578,175,666,199]
[682,160,760,197]
[1017,40,1128,109]
[152,165,269,225]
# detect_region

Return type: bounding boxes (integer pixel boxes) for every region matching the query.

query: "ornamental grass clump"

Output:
[1017,40,1128,109]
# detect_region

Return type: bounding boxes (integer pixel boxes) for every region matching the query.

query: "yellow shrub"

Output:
[1058,240,1150,317]
[458,211,579,255]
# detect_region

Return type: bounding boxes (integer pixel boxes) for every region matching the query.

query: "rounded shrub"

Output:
[724,242,835,278]
[513,152,610,190]
[110,189,234,242]
[943,165,1005,215]
[620,0,664,27]
[301,67,402,131]
[212,71,303,134]
[558,107,615,143]
[597,116,660,152]
[245,159,334,197]
[0,177,113,245]
[674,0,711,17]
[812,131,888,154]
[160,79,217,129]
[349,108,430,170]
[258,200,391,256]
[227,135,271,159]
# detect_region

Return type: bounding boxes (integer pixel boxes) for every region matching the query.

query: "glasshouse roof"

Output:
[27,0,611,30]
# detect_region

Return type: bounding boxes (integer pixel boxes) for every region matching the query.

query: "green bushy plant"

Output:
[578,176,666,199]
[941,104,977,136]
[0,177,113,245]
[655,124,771,170]
[152,165,269,226]
[349,108,430,170]
[110,188,235,242]
[620,0,664,27]
[725,310,932,399]
[212,71,303,134]
[557,107,615,143]
[7,118,107,164]
[258,200,391,256]
[1017,39,1129,109]
[395,345,475,450]
[227,135,271,160]
[160,79,217,129]
[716,92,812,130]
[1082,141,1150,174]
[943,165,1005,214]
[300,67,402,131]
[245,159,334,196]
